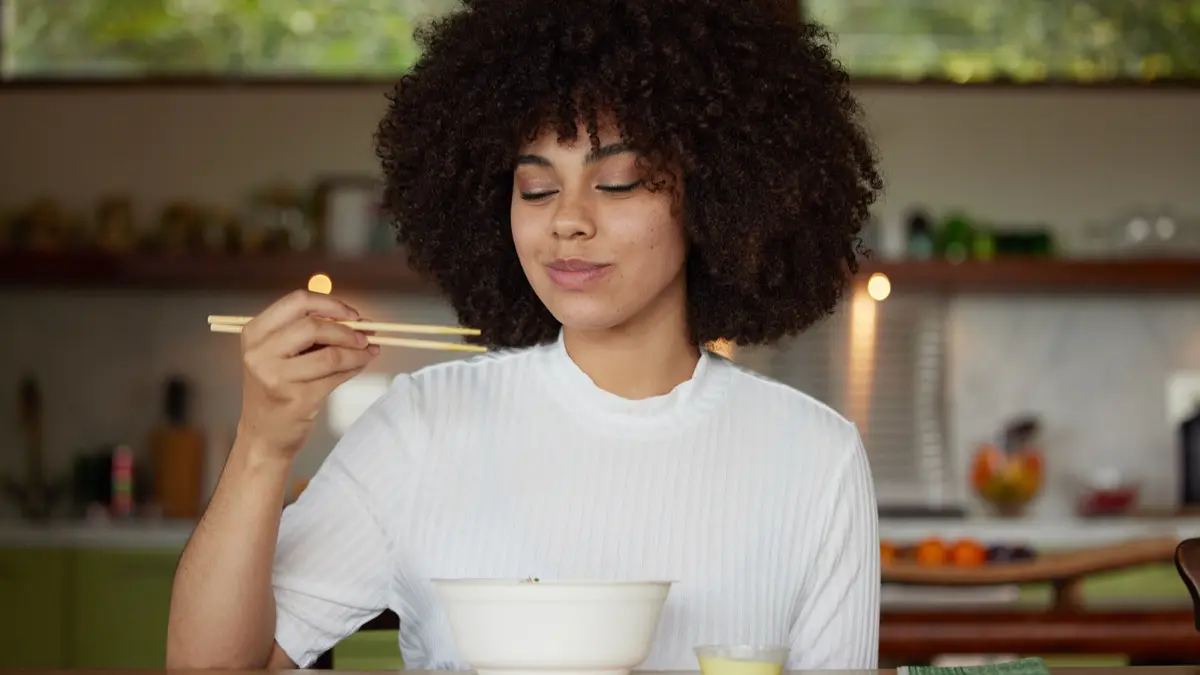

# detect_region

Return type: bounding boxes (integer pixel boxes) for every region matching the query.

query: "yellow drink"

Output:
[698,655,785,675]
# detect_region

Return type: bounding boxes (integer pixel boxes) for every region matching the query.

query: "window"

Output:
[1,0,462,79]
[4,0,1197,84]
[802,0,1200,83]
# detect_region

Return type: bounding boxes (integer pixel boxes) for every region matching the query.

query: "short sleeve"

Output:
[271,376,417,667]
[788,426,880,669]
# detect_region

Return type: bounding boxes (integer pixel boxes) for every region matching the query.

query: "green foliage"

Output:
[3,0,1198,81]
[3,0,462,77]
[805,0,1200,81]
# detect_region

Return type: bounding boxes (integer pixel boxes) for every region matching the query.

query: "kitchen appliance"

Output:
[1181,404,1200,506]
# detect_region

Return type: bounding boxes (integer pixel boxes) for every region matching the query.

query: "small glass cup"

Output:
[695,644,790,675]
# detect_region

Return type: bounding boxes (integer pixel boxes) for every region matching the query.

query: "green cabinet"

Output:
[1018,561,1189,607]
[0,543,400,670]
[334,630,406,670]
[0,548,70,668]
[69,547,181,668]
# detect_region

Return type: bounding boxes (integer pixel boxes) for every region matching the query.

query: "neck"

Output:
[562,304,700,401]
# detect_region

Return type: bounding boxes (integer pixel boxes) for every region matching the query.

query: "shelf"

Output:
[858,258,1200,294]
[0,252,432,294]
[2,253,1199,295]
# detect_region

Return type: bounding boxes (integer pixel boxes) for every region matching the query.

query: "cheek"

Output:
[509,202,539,260]
[614,202,686,268]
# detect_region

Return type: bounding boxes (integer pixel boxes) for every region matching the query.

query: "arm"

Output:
[788,427,880,670]
[165,290,379,669]
[167,383,406,669]
[166,438,297,669]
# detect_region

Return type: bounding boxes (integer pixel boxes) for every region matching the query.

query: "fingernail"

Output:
[368,344,381,356]
[357,332,368,346]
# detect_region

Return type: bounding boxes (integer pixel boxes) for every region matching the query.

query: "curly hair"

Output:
[376,0,882,349]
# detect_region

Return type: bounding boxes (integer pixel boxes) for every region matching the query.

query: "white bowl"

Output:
[432,578,673,675]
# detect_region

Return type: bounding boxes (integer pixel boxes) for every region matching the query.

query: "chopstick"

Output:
[207,315,481,336]
[207,315,488,353]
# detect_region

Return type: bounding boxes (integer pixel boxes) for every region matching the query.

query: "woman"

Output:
[166,0,883,670]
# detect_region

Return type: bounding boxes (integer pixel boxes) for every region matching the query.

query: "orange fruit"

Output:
[916,537,947,566]
[950,539,986,567]
[880,541,897,567]
[971,444,1001,492]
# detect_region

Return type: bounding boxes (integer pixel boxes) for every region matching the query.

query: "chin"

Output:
[540,295,633,334]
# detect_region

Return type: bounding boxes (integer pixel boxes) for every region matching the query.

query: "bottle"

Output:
[905,209,935,260]
[937,210,976,263]
[150,376,206,519]
[111,444,135,519]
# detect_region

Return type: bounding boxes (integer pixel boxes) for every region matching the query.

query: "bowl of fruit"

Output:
[971,417,1044,517]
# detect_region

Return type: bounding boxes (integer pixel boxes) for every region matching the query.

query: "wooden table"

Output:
[351,606,1200,667]
[880,609,1200,665]
[878,538,1200,665]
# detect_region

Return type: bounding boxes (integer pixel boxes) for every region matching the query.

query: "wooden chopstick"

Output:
[207,315,481,337]
[209,322,487,353]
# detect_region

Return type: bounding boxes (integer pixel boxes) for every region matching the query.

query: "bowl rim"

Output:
[694,644,791,661]
[694,644,790,651]
[430,577,677,586]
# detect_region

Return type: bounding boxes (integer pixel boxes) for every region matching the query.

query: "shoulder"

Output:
[366,342,550,429]
[712,355,865,469]
[322,344,548,482]
[717,356,860,441]
[399,341,550,398]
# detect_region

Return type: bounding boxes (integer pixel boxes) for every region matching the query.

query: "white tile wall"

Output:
[947,293,1200,517]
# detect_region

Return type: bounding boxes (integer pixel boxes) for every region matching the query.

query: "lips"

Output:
[545,258,613,290]
[548,258,607,272]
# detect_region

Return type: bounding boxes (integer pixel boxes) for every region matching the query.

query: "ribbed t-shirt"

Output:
[272,331,880,670]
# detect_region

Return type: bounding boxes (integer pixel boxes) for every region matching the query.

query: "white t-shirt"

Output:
[272,331,880,670]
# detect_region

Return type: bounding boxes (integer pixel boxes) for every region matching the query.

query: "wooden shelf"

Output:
[858,258,1200,294]
[0,252,432,293]
[1,252,1199,295]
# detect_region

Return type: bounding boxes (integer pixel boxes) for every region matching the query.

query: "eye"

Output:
[519,189,558,202]
[598,181,642,194]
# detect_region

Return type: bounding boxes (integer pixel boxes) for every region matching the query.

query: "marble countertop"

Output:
[3,514,1199,549]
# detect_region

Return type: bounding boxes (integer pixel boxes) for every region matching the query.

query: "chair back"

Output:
[1174,538,1200,630]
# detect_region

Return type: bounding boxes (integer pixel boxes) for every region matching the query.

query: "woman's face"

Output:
[511,121,688,336]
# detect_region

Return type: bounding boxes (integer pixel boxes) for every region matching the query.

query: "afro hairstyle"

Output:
[376,0,882,349]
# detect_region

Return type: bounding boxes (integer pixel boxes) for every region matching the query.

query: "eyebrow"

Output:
[515,142,633,168]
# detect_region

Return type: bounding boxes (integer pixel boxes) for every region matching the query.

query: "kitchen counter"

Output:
[880,516,1200,547]
[2,514,1200,550]
[0,519,196,548]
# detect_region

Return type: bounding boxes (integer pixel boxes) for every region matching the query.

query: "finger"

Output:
[244,290,360,346]
[282,344,379,383]
[356,316,377,338]
[315,359,377,395]
[270,316,369,358]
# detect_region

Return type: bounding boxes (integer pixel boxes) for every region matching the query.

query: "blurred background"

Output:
[1,0,1200,671]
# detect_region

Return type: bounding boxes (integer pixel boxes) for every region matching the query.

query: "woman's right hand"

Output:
[235,289,380,463]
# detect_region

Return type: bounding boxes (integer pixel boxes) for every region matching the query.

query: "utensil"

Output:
[206,315,487,353]
[432,578,672,675]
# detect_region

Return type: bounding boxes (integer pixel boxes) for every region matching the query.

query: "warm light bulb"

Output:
[308,273,333,294]
[866,272,891,301]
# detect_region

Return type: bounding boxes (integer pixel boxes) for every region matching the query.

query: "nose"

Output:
[550,191,596,240]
